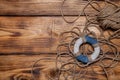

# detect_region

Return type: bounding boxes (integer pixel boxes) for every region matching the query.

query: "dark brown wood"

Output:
[0,17,120,54]
[1,0,119,16]
[0,0,119,80]
[0,54,120,80]
[0,54,56,80]
[0,16,85,54]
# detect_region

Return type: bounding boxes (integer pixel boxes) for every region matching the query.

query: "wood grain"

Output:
[0,54,120,80]
[0,54,56,80]
[0,16,86,54]
[0,0,120,80]
[0,17,120,54]
[1,0,120,16]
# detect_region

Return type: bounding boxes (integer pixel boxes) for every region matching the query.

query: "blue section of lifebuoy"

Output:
[85,35,98,45]
[76,54,89,64]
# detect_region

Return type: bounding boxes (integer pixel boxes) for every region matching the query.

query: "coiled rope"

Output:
[31,0,120,80]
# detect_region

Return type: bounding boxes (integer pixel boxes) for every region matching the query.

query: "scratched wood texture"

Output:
[0,0,120,80]
[0,0,119,16]
[0,17,120,54]
[0,17,120,80]
[0,16,85,54]
[0,54,120,80]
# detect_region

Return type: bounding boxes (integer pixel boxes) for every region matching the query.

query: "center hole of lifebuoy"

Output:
[79,43,94,55]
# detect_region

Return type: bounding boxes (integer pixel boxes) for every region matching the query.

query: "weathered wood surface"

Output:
[0,0,120,80]
[0,54,56,80]
[0,16,85,54]
[0,0,119,16]
[0,54,120,80]
[0,17,120,54]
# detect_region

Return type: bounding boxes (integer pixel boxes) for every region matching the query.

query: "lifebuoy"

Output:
[74,35,100,64]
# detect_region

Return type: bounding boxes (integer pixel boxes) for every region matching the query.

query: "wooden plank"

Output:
[0,54,56,80]
[0,54,120,80]
[0,0,118,16]
[0,17,120,54]
[0,16,85,54]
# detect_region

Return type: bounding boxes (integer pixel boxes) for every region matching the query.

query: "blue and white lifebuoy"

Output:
[74,35,100,64]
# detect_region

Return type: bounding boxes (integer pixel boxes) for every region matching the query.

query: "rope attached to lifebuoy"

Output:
[74,35,100,64]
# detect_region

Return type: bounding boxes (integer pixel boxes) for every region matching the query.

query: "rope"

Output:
[31,0,120,80]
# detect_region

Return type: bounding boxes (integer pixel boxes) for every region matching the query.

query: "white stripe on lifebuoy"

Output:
[91,46,100,61]
[74,38,83,54]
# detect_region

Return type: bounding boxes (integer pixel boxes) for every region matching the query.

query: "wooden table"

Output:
[0,0,120,80]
